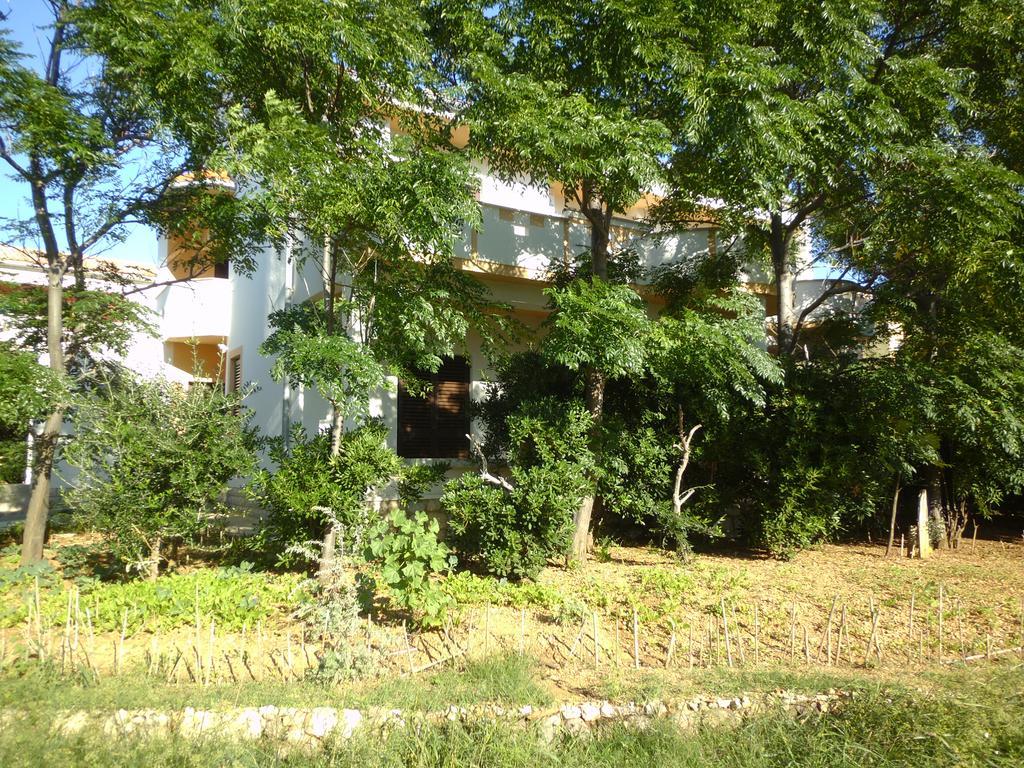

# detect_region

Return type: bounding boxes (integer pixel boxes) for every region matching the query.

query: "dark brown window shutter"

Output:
[398,356,470,459]
[229,354,242,392]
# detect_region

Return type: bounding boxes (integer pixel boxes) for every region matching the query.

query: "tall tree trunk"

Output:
[769,213,796,356]
[20,22,69,565]
[571,183,611,562]
[319,237,342,582]
[923,464,947,549]
[21,269,65,565]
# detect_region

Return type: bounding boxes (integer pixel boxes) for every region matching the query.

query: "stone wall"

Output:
[3,690,852,750]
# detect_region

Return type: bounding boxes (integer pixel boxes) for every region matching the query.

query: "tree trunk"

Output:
[924,466,947,549]
[769,213,796,356]
[318,238,341,582]
[884,476,901,557]
[148,536,161,581]
[21,268,65,566]
[570,183,611,563]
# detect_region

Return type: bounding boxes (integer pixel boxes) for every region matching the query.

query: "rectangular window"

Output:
[214,258,230,279]
[397,356,471,459]
[228,353,242,393]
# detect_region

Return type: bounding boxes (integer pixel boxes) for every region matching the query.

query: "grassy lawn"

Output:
[0,657,1020,767]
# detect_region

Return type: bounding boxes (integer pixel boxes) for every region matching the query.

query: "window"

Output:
[397,357,471,459]
[228,353,242,393]
[214,258,230,279]
[227,352,242,414]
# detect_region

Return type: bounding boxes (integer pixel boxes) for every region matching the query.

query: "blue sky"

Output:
[0,1,159,265]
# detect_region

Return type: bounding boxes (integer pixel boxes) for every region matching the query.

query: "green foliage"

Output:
[362,509,454,628]
[0,284,154,368]
[542,279,649,379]
[250,424,400,566]
[0,561,305,633]
[0,343,63,483]
[443,400,590,580]
[63,375,257,574]
[397,462,450,507]
[439,571,564,612]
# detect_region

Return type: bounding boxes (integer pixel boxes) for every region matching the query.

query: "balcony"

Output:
[156,278,233,341]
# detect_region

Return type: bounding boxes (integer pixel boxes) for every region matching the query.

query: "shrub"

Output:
[64,374,257,578]
[442,400,588,580]
[250,422,400,566]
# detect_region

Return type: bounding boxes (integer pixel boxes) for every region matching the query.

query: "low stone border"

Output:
[0,690,852,749]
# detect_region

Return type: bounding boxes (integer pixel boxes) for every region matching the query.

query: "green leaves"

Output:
[63,373,257,573]
[262,302,390,426]
[542,279,649,379]
[362,509,454,628]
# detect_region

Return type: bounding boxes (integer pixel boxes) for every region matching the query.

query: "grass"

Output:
[0,653,550,713]
[0,661,1021,766]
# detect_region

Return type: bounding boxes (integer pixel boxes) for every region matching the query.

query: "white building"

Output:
[1,161,853,505]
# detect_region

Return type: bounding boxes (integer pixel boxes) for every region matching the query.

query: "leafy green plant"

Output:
[0,564,305,632]
[250,423,400,566]
[443,399,589,580]
[362,509,455,628]
[63,374,257,579]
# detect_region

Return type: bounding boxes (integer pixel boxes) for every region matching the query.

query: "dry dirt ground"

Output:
[2,533,1022,701]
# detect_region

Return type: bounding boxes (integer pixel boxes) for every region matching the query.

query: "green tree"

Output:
[432,0,688,559]
[0,2,240,564]
[0,343,62,484]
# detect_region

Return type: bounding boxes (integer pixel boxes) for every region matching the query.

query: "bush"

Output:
[64,374,257,578]
[442,400,588,580]
[250,422,400,566]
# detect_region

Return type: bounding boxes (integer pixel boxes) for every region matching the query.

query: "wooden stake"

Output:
[483,605,490,656]
[632,609,640,669]
[117,608,127,675]
[403,622,414,674]
[732,605,745,664]
[803,625,810,664]
[615,617,621,667]
[789,603,797,660]
[207,620,217,685]
[971,522,978,551]
[908,594,915,661]
[818,596,838,663]
[957,599,965,660]
[937,585,944,663]
[665,618,676,668]
[721,599,734,667]
[1018,597,1023,659]
[689,622,695,670]
[836,605,847,665]
[520,608,526,657]
[865,602,880,666]
[753,603,760,665]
